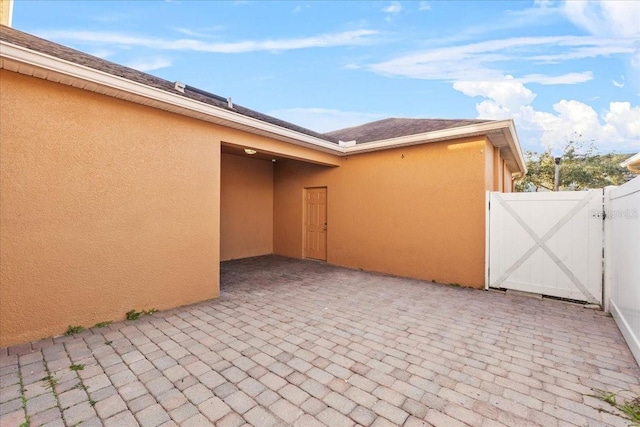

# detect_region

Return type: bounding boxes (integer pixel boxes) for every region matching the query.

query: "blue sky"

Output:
[11,0,640,153]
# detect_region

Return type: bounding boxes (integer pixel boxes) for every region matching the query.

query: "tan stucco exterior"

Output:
[0,30,526,346]
[273,137,495,288]
[0,0,12,27]
[0,71,223,346]
[221,153,274,260]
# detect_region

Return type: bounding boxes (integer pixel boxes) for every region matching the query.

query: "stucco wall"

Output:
[503,161,513,192]
[0,0,12,27]
[220,153,273,260]
[273,137,490,288]
[0,71,221,346]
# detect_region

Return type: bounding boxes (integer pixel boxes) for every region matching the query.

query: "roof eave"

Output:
[0,41,343,155]
[0,39,528,173]
[344,119,527,174]
[620,152,640,172]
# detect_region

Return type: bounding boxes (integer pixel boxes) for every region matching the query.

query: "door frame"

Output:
[303,186,328,261]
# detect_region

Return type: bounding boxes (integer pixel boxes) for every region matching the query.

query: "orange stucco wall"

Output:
[0,71,222,346]
[273,137,492,288]
[502,161,513,192]
[220,153,273,260]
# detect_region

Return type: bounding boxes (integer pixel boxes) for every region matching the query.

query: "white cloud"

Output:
[267,108,386,133]
[603,102,640,139]
[418,2,431,11]
[612,76,625,88]
[561,1,640,91]
[453,79,640,152]
[382,1,402,21]
[519,72,593,85]
[170,26,224,38]
[369,35,632,82]
[125,57,172,72]
[36,29,379,54]
[563,0,640,37]
[453,79,536,113]
[382,2,402,14]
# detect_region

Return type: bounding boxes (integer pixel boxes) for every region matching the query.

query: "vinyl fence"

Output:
[605,176,640,366]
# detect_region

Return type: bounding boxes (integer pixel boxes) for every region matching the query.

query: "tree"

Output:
[516,141,635,192]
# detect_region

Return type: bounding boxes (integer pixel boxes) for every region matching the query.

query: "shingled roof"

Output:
[1,25,505,150]
[0,25,337,143]
[326,118,492,144]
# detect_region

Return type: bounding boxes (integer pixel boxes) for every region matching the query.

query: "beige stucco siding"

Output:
[0,0,12,27]
[503,161,513,192]
[0,71,221,346]
[220,153,273,260]
[274,137,490,288]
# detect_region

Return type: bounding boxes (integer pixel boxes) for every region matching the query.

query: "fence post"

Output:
[603,186,615,313]
[485,191,491,291]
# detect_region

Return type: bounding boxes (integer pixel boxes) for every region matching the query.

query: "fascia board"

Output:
[504,119,527,175]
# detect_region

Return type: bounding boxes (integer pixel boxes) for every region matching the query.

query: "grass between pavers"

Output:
[125,308,158,320]
[18,371,29,427]
[64,326,84,336]
[594,389,640,425]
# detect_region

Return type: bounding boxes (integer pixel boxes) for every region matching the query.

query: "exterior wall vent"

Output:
[339,140,357,148]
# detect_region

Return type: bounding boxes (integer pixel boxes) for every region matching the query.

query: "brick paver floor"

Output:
[1,255,639,426]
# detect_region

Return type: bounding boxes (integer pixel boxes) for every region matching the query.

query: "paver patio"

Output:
[1,255,639,427]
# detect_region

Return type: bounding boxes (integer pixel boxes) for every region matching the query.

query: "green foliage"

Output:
[126,308,158,320]
[64,325,84,336]
[69,364,84,371]
[41,374,58,389]
[594,389,640,424]
[93,321,112,328]
[19,416,30,427]
[516,141,635,192]
[620,397,640,423]
[74,383,89,391]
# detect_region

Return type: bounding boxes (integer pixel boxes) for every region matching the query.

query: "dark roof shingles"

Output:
[325,117,492,144]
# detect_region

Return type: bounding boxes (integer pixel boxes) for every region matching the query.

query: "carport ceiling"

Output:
[221,143,284,162]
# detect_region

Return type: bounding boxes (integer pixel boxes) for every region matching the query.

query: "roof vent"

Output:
[174,81,185,93]
[339,140,357,148]
[227,97,234,109]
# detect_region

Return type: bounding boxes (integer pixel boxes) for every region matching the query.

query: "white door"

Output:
[487,190,603,304]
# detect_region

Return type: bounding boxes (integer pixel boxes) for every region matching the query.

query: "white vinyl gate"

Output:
[486,190,603,304]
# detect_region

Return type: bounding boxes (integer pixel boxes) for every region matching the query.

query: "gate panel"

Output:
[488,190,603,303]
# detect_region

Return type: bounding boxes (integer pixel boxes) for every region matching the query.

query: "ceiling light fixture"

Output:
[244,148,257,155]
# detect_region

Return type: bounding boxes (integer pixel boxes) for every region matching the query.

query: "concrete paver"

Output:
[1,255,639,426]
